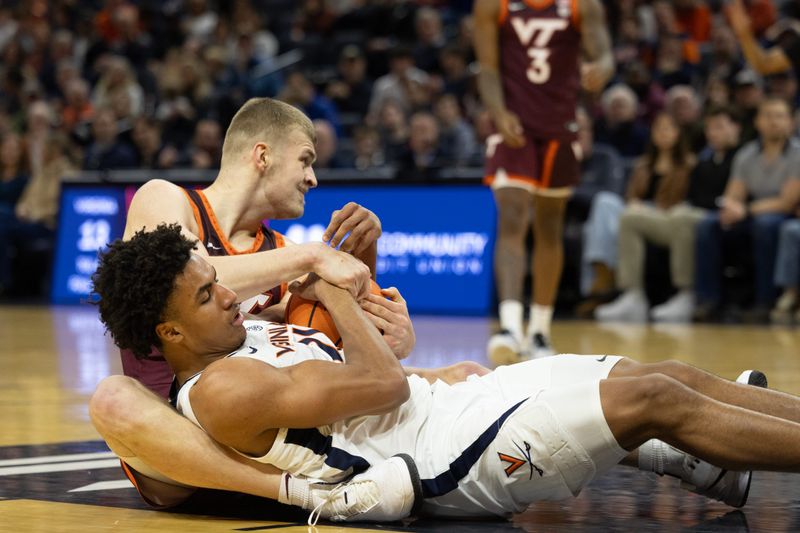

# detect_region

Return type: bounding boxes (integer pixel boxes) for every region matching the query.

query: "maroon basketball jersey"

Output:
[498,0,582,140]
[119,188,287,398]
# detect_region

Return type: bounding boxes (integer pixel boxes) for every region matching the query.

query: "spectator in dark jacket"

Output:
[83,108,137,170]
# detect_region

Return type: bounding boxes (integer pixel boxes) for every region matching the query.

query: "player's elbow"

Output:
[364,369,410,413]
[383,369,411,409]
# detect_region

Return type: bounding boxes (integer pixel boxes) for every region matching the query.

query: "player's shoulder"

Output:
[134,178,185,200]
[125,179,196,237]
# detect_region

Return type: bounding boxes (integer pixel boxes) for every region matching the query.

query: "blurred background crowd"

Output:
[1,0,800,324]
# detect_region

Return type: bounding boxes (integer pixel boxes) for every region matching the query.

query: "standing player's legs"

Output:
[526,140,578,358]
[528,191,570,358]
[489,184,534,363]
[484,133,541,364]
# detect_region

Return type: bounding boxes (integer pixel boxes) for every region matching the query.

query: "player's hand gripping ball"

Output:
[285,279,383,347]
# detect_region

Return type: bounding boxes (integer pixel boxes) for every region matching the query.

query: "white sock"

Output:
[499,300,524,339]
[528,304,553,337]
[278,472,311,509]
[637,439,688,479]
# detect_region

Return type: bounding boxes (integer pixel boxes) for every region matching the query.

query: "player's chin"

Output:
[287,200,304,218]
[232,325,247,344]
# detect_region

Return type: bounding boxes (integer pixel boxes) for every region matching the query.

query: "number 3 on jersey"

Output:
[511,18,568,85]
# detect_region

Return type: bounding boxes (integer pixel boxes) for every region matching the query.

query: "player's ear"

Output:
[253,142,271,172]
[156,321,184,346]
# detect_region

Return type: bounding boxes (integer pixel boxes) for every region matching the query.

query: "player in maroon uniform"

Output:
[89,98,419,515]
[474,0,613,362]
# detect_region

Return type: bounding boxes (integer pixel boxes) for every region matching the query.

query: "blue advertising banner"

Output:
[50,183,497,314]
[51,186,127,304]
[269,185,496,314]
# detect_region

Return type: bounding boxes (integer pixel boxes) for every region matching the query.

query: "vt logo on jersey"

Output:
[510,17,568,85]
[498,440,543,479]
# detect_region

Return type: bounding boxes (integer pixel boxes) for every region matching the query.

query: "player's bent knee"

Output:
[90,375,151,434]
[606,356,641,379]
[635,374,693,433]
[653,360,697,387]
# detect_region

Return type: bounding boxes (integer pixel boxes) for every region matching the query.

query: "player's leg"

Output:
[90,375,283,502]
[609,357,800,423]
[528,190,570,358]
[525,138,578,356]
[600,374,800,473]
[91,375,421,521]
[488,184,534,364]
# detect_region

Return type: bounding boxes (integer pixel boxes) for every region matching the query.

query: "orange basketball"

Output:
[285,279,383,347]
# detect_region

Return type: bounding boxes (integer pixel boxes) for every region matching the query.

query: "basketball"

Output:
[285,279,383,347]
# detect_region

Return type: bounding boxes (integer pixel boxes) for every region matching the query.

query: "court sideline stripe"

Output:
[0,459,120,476]
[234,525,303,531]
[0,451,115,467]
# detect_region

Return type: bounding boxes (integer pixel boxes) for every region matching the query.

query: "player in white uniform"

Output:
[95,224,800,521]
[176,320,624,517]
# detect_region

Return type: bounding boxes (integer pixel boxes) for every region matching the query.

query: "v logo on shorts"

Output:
[498,452,526,477]
[499,441,544,479]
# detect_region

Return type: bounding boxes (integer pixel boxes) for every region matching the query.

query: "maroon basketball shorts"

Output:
[483,132,579,192]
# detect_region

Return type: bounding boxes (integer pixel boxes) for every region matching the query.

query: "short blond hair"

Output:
[221,98,315,164]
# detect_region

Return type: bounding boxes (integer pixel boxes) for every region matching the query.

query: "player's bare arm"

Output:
[189,275,409,455]
[578,0,614,93]
[405,362,492,385]
[125,181,371,301]
[473,0,525,148]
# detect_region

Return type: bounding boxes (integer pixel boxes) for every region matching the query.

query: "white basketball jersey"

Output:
[176,320,435,483]
[175,321,627,517]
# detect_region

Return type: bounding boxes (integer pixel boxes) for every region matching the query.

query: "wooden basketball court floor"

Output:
[3,304,800,532]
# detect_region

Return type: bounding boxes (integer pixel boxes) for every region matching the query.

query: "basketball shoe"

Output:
[307,454,422,525]
[527,332,554,359]
[640,439,751,508]
[736,369,768,388]
[488,329,524,366]
[640,369,767,508]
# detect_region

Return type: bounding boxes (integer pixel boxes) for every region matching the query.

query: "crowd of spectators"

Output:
[1,0,800,321]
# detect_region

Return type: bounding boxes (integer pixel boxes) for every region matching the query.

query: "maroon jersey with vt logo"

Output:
[499,0,582,140]
[119,188,286,399]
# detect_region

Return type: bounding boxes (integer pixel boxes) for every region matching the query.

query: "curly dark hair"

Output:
[92,223,197,359]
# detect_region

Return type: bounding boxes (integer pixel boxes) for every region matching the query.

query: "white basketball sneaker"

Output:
[528,332,555,359]
[649,369,767,508]
[678,453,752,508]
[307,454,422,525]
[643,439,751,508]
[736,369,768,388]
[488,329,524,366]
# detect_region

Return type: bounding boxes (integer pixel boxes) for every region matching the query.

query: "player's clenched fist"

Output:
[313,243,371,300]
[359,287,416,359]
[323,202,382,255]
